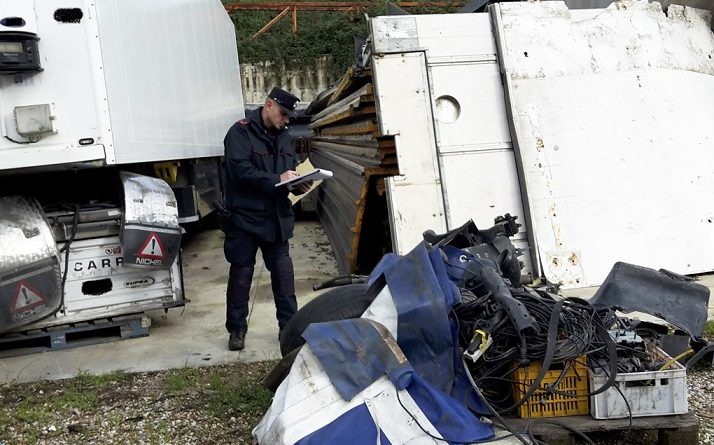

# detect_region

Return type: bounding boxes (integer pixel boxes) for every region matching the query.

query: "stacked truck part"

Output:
[307,67,398,274]
[308,1,714,288]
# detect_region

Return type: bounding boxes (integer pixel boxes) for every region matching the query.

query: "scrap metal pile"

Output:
[259,215,710,443]
[434,215,710,420]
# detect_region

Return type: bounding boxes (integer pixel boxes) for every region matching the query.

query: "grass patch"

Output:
[0,361,278,445]
[146,419,170,445]
[0,373,115,444]
[205,373,273,418]
[72,369,127,388]
[14,383,100,422]
[164,367,204,392]
[0,410,9,433]
[704,320,714,338]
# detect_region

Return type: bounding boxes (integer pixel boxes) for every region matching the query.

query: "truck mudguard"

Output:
[0,197,62,333]
[120,172,181,270]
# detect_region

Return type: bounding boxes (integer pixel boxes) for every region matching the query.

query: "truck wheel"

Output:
[279,283,373,356]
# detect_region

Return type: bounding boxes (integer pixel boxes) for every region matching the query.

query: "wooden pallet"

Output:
[0,314,151,358]
[507,412,699,445]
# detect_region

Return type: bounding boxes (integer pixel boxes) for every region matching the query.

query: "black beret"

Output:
[268,87,300,116]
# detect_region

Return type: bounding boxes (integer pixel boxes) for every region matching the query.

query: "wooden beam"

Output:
[250,7,291,40]
[291,7,297,33]
[319,119,378,136]
[327,66,355,107]
[349,178,370,273]
[309,105,376,129]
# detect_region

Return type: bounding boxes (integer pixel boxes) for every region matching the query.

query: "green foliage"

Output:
[205,373,273,418]
[231,9,367,75]
[225,1,458,74]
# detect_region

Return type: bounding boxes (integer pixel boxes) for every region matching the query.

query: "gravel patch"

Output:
[0,362,275,445]
[688,368,714,444]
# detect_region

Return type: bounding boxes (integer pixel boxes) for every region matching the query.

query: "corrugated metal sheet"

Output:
[308,67,398,274]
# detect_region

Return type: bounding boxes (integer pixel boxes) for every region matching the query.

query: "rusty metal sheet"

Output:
[311,150,366,274]
[311,84,373,122]
[311,141,381,167]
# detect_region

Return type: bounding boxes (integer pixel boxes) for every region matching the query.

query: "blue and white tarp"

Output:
[253,242,497,444]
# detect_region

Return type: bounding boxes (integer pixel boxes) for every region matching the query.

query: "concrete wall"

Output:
[241,55,339,106]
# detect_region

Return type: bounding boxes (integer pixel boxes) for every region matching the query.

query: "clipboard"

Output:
[275,168,333,189]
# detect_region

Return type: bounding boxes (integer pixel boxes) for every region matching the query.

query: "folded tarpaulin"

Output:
[366,242,460,395]
[253,242,495,444]
[253,320,495,444]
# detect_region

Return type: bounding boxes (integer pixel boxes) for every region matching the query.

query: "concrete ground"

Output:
[0,220,338,384]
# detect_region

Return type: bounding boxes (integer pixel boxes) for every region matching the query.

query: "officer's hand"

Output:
[294,181,313,195]
[280,170,300,183]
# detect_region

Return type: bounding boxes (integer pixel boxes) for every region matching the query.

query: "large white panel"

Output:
[439,151,526,237]
[373,52,446,253]
[428,59,533,274]
[430,63,511,150]
[0,0,107,168]
[495,1,714,287]
[414,14,496,61]
[385,179,449,254]
[96,0,243,164]
[371,14,496,60]
[0,1,38,34]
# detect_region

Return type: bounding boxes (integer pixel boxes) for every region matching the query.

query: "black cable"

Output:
[394,388,528,444]
[590,356,633,436]
[5,135,36,144]
[461,356,530,445]
[458,289,619,405]
[59,205,80,301]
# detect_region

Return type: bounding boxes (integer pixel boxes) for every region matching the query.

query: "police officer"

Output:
[222,87,310,351]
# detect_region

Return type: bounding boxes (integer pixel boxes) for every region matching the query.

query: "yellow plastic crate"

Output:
[512,357,589,418]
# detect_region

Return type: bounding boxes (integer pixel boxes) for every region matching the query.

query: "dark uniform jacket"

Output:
[223,107,296,243]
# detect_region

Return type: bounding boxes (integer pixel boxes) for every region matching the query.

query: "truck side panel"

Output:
[373,51,447,254]
[371,14,533,273]
[22,236,184,330]
[420,15,533,272]
[95,0,244,164]
[0,0,108,169]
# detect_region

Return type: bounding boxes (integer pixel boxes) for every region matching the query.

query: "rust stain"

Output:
[569,253,579,266]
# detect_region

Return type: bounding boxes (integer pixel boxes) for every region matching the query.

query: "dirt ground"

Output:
[0,361,276,445]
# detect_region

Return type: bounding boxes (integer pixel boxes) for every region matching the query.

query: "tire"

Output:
[279,283,374,356]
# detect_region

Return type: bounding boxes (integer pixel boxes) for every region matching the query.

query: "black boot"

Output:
[228,329,246,351]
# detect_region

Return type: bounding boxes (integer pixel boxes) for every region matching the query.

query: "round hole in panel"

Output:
[435,95,461,124]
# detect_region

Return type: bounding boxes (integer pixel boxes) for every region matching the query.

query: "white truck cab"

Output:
[0,0,243,333]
